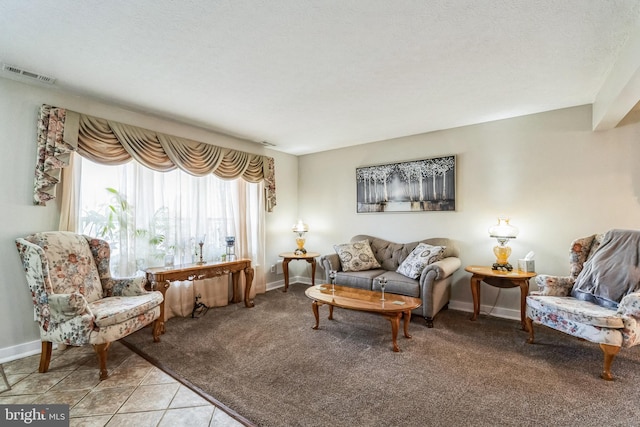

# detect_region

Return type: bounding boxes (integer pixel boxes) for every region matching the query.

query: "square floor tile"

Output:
[118,383,180,413]
[159,406,214,427]
[71,386,136,417]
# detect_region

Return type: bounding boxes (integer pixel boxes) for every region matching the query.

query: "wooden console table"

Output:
[146,259,255,333]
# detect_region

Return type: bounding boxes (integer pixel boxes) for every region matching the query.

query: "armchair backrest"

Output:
[569,233,604,279]
[17,231,104,303]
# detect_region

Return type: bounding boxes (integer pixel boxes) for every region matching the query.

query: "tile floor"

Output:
[0,342,249,427]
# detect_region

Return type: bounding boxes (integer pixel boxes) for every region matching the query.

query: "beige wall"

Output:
[298,105,640,318]
[3,75,640,359]
[0,77,298,360]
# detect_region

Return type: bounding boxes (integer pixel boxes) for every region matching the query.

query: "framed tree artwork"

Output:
[356,155,456,213]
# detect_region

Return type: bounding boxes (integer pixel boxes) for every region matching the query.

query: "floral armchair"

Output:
[15,231,164,380]
[525,232,640,380]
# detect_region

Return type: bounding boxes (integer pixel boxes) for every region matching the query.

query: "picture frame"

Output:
[356,155,456,213]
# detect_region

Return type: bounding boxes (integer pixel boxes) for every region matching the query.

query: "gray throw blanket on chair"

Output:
[571,229,640,309]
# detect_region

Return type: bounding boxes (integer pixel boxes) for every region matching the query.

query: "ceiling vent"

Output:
[260,141,276,147]
[2,63,56,84]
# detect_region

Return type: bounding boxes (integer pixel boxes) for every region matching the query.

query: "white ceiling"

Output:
[1,0,639,155]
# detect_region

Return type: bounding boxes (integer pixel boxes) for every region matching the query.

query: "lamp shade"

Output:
[488,217,518,239]
[292,220,309,233]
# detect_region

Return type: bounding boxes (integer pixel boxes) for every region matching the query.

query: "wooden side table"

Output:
[465,265,536,331]
[279,252,320,292]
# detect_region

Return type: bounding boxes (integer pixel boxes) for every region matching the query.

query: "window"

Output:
[77,157,262,277]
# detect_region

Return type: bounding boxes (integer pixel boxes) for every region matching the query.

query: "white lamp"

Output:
[292,220,309,255]
[488,217,519,271]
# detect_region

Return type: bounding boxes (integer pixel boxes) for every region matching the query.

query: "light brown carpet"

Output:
[123,283,640,427]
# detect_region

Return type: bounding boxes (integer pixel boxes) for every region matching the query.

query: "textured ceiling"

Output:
[1,1,639,155]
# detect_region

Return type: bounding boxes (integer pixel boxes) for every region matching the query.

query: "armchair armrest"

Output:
[48,292,90,322]
[534,275,574,296]
[421,256,461,282]
[102,276,149,297]
[618,292,640,318]
[617,292,640,347]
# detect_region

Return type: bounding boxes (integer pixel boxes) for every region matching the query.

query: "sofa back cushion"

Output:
[396,243,446,279]
[334,240,382,272]
[351,235,457,272]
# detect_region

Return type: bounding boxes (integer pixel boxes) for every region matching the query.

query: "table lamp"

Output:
[488,217,518,271]
[292,220,309,255]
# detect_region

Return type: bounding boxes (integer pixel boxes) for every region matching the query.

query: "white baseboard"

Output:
[266,276,313,292]
[449,299,520,322]
[0,339,43,364]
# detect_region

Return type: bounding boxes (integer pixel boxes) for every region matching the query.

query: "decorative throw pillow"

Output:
[396,243,446,279]
[334,240,381,272]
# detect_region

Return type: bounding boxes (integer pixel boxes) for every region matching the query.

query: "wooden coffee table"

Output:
[305,284,422,352]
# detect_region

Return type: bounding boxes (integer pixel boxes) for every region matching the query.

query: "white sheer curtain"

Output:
[75,157,265,319]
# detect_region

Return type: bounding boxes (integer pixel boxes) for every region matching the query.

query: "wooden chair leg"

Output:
[39,341,52,373]
[599,343,621,381]
[152,319,161,343]
[525,317,534,344]
[92,342,111,380]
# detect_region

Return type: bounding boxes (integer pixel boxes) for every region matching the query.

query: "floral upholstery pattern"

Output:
[333,240,382,272]
[396,243,446,279]
[527,296,624,329]
[526,301,623,347]
[87,237,148,297]
[526,231,640,378]
[15,231,163,348]
[22,232,103,302]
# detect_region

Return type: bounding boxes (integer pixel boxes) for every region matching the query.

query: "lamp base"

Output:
[492,262,513,272]
[294,248,307,255]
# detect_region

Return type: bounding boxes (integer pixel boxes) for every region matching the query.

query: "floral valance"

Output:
[34,104,277,211]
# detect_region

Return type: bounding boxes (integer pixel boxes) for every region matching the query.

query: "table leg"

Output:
[384,313,402,352]
[403,310,413,339]
[307,258,317,286]
[312,300,320,329]
[470,275,481,321]
[328,305,334,320]
[517,279,529,331]
[282,258,291,292]
[152,280,170,339]
[231,270,240,303]
[244,266,255,308]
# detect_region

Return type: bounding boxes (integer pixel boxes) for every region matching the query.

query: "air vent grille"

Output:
[2,63,56,84]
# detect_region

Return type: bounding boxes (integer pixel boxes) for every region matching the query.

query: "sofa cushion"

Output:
[334,240,382,272]
[372,271,420,298]
[335,269,382,290]
[396,243,445,279]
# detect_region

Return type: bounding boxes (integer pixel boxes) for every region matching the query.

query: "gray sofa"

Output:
[320,235,461,327]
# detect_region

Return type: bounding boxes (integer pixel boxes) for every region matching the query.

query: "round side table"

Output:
[465,265,536,331]
[279,252,321,292]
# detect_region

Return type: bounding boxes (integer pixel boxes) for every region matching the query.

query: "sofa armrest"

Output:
[48,292,90,322]
[102,276,149,297]
[534,275,574,296]
[420,256,461,282]
[320,254,342,281]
